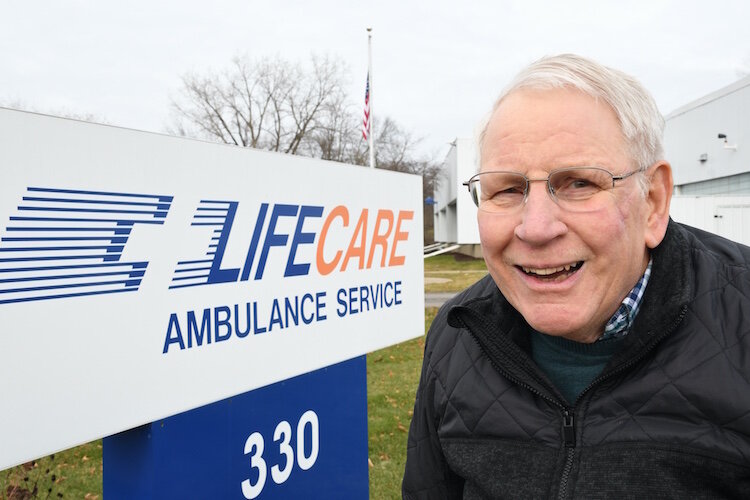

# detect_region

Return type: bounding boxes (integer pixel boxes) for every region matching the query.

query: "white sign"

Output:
[0,108,424,470]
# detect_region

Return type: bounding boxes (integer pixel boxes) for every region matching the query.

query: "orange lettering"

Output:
[341,209,369,271]
[388,210,413,266]
[367,210,394,268]
[316,205,348,276]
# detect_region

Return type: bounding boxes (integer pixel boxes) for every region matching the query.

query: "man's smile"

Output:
[516,261,584,281]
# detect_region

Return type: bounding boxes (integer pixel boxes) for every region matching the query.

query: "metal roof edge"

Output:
[665,74,750,120]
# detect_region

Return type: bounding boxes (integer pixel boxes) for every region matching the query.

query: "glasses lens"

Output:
[549,168,613,204]
[471,172,527,212]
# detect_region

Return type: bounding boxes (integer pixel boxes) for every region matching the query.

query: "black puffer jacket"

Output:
[404,221,750,499]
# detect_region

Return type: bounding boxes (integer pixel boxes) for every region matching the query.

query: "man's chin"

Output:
[526,317,599,344]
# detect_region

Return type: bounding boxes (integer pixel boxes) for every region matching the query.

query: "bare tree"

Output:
[371,117,443,198]
[171,54,349,155]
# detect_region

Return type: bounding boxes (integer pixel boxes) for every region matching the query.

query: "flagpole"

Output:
[367,27,375,169]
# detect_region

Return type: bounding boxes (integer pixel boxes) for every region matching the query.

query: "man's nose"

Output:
[513,181,567,244]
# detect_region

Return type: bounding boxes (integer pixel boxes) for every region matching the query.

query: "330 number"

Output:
[241,410,320,499]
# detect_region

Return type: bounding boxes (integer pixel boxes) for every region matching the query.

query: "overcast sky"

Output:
[2,0,749,160]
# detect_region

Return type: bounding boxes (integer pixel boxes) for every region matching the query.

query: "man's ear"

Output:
[644,161,673,249]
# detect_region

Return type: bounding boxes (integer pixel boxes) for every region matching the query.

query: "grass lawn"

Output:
[366,307,436,499]
[424,253,487,272]
[2,254,478,499]
[0,441,102,499]
[425,253,488,293]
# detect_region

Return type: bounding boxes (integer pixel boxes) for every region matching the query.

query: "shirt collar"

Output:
[599,257,653,341]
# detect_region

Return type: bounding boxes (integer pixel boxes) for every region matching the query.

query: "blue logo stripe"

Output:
[23,196,169,208]
[2,237,129,243]
[0,262,146,274]
[176,259,212,265]
[0,254,116,263]
[171,274,211,282]
[27,186,173,202]
[0,245,125,252]
[0,270,144,285]
[169,200,237,289]
[0,187,173,305]
[17,206,169,217]
[0,278,141,296]
[173,266,211,274]
[0,287,137,305]
[10,217,164,225]
[6,227,133,234]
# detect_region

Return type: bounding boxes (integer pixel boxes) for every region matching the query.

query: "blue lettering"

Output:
[316,291,327,321]
[348,286,358,314]
[234,303,251,338]
[255,204,298,280]
[269,299,283,331]
[336,288,347,317]
[240,203,269,281]
[187,309,212,347]
[215,305,232,342]
[253,302,267,334]
[384,282,394,307]
[207,201,241,284]
[359,286,370,311]
[163,313,185,353]
[394,280,402,305]
[285,296,299,326]
[285,205,324,277]
[301,293,315,324]
[370,283,381,308]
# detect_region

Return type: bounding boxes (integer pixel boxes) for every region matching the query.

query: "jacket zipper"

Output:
[556,305,688,500]
[466,334,577,499]
[558,411,575,500]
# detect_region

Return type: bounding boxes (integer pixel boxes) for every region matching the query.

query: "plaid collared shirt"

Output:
[599,257,653,341]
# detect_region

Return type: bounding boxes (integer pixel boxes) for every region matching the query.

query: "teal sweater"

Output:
[530,330,624,405]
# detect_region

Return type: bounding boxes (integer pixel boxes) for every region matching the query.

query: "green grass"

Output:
[424,253,487,272]
[0,441,102,499]
[425,253,488,293]
[367,307,436,499]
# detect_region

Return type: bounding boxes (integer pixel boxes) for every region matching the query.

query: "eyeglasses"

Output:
[463,166,645,213]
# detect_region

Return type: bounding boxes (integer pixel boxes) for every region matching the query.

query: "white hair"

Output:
[479,54,664,193]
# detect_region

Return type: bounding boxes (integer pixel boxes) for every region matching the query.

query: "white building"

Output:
[666,75,750,245]
[432,138,481,256]
[432,76,750,253]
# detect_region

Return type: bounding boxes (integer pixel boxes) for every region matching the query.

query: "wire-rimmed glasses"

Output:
[462,166,645,213]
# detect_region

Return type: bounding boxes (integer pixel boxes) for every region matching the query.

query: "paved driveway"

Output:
[425,292,456,308]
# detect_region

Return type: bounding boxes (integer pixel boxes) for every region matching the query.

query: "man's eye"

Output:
[569,179,594,189]
[490,186,524,198]
[554,175,603,200]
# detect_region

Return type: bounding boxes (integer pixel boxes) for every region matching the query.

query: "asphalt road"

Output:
[425,292,456,308]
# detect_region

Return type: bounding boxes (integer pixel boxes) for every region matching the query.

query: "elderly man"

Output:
[403,54,750,499]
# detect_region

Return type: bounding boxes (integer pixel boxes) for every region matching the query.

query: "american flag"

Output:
[362,72,370,140]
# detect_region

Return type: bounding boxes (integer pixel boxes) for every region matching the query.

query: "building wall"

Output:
[433,138,480,245]
[670,196,750,246]
[664,76,750,193]
[676,171,750,196]
[455,138,481,244]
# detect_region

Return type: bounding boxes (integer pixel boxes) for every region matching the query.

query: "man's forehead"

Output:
[480,88,628,170]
